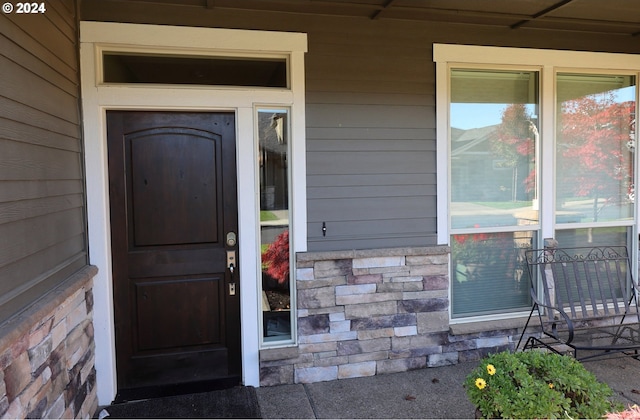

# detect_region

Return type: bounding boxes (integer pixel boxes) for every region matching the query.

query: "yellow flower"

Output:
[475,378,486,390]
[486,364,496,376]
[549,383,554,389]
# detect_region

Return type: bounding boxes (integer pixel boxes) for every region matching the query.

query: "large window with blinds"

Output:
[436,45,639,320]
[449,69,539,318]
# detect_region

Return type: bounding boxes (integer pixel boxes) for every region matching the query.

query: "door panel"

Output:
[135,276,221,351]
[107,111,240,397]
[130,130,219,246]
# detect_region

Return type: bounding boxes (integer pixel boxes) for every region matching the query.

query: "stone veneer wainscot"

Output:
[259,246,519,386]
[0,266,98,419]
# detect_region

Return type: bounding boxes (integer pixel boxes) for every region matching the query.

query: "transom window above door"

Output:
[102,52,288,88]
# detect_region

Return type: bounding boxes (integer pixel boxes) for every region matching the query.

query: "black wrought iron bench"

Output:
[516,245,640,361]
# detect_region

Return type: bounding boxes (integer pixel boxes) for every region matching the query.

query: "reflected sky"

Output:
[452,85,634,131]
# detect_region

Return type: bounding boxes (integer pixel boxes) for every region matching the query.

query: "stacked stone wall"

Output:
[260,247,519,385]
[0,267,98,419]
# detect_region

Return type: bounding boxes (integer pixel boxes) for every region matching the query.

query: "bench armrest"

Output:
[530,288,575,344]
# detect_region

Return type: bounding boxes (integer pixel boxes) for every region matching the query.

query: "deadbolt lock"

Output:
[226,231,237,247]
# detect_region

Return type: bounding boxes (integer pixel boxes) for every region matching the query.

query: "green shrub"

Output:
[464,351,623,419]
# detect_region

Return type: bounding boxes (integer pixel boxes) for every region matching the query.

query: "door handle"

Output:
[227,250,236,273]
[227,250,237,296]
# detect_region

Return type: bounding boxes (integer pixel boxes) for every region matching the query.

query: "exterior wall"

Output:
[0,266,97,419]
[304,37,436,252]
[259,246,518,385]
[80,4,640,390]
[0,2,97,415]
[79,6,438,253]
[80,2,640,253]
[0,0,87,322]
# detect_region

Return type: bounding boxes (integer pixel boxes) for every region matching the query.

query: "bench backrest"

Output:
[525,246,638,322]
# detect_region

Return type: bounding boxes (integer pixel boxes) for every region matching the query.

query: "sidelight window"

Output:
[257,108,294,343]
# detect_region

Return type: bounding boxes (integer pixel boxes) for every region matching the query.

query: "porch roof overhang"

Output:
[83,0,640,37]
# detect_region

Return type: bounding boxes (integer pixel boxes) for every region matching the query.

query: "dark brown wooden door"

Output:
[107,111,240,398]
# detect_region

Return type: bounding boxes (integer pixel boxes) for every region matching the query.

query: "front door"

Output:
[107,111,240,399]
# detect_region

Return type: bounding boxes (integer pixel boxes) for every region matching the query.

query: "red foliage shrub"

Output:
[262,230,290,285]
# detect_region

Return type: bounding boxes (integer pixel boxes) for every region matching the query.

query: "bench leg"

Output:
[516,304,538,351]
[523,336,565,356]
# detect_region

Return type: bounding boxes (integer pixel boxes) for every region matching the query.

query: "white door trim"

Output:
[79,22,307,405]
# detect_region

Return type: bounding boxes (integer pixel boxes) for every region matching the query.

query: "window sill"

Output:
[450,315,539,336]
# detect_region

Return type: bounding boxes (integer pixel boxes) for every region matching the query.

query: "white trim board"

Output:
[80,22,307,405]
[82,22,307,53]
[434,44,640,69]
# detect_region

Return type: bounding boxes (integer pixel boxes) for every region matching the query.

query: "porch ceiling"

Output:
[117,0,640,36]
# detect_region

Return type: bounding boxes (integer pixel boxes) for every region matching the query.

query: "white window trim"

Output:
[434,44,640,323]
[80,22,307,405]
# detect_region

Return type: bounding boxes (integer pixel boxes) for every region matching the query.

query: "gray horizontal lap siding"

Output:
[305,44,437,250]
[0,0,87,322]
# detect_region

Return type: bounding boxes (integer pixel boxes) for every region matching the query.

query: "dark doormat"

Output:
[98,386,261,419]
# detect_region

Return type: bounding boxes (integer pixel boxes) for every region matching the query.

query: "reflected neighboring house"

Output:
[451,124,499,201]
[259,112,288,212]
[451,124,530,203]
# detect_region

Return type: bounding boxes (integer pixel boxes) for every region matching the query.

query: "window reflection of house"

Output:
[451,124,530,203]
[259,112,288,212]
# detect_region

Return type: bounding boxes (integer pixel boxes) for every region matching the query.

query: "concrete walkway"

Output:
[256,357,640,419]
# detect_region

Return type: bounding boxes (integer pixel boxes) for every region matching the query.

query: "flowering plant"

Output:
[465,351,622,419]
[452,231,491,264]
[452,227,517,265]
[261,230,290,285]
